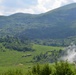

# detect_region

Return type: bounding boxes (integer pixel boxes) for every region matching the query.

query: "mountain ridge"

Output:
[0,3,76,43]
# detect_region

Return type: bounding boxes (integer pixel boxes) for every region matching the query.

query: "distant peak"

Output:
[9,13,30,16]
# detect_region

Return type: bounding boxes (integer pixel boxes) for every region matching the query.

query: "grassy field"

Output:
[0,44,63,66]
[0,44,63,74]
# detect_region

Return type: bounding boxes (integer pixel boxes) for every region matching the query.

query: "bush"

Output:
[0,61,76,75]
[28,61,75,75]
[2,69,23,75]
[40,64,51,75]
[28,63,52,75]
[53,61,75,75]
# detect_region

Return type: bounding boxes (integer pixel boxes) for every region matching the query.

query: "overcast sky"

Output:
[0,0,76,15]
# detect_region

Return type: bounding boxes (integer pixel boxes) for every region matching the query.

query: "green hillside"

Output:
[0,3,76,44]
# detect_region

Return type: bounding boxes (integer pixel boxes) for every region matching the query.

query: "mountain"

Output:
[0,3,76,45]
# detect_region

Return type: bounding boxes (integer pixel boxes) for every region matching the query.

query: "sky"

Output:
[0,0,76,15]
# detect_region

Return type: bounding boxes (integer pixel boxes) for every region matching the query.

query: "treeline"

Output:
[0,36,34,52]
[33,37,76,47]
[33,49,65,63]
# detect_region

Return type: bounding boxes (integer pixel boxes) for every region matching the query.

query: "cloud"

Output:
[0,0,76,15]
[0,0,37,15]
[0,0,3,3]
[74,0,76,2]
[0,0,4,15]
[35,0,76,13]
[30,0,76,14]
[1,0,37,8]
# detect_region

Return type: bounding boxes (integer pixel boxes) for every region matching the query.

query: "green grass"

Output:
[33,44,63,54]
[0,44,63,73]
[0,44,63,66]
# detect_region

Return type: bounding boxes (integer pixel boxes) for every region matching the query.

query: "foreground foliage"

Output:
[0,61,76,75]
[27,61,76,75]
[0,69,23,75]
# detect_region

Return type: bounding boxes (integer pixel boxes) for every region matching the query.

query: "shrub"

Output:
[2,69,23,75]
[30,63,52,75]
[53,61,75,75]
[40,64,51,75]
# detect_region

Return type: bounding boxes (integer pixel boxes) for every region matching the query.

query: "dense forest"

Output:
[0,3,76,46]
[0,36,33,52]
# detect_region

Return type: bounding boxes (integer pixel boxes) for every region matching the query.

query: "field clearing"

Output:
[0,44,63,73]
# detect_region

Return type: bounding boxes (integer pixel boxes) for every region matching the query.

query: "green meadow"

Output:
[0,44,63,74]
[0,44,63,66]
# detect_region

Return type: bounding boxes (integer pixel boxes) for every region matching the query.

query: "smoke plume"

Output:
[61,43,76,63]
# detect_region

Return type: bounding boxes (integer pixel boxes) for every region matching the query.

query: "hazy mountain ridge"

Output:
[0,3,76,41]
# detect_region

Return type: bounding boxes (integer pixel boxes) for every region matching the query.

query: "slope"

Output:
[0,3,76,42]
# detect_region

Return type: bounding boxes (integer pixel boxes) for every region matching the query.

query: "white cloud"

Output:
[0,11,3,15]
[49,0,68,9]
[73,0,76,2]
[33,0,76,13]
[0,0,76,15]
[0,0,3,3]
[32,0,67,14]
[35,0,73,13]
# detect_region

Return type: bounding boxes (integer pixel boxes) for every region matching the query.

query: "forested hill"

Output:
[0,3,76,40]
